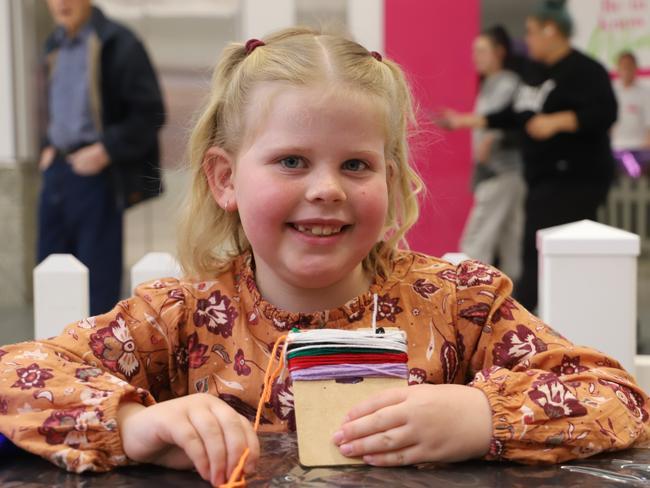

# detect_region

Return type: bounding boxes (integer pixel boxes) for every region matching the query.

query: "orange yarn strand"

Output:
[220,334,287,488]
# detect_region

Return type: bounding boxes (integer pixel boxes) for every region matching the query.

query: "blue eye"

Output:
[342,159,368,172]
[279,156,304,169]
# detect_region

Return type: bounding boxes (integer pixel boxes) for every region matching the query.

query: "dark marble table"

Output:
[2,434,650,487]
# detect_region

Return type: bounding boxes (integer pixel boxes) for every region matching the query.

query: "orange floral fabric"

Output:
[0,251,648,472]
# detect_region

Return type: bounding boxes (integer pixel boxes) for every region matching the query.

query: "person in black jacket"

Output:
[442,0,617,312]
[39,0,165,315]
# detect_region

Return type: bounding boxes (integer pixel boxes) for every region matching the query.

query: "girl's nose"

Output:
[304,171,347,203]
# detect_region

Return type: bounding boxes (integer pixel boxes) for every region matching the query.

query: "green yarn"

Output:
[287,347,399,359]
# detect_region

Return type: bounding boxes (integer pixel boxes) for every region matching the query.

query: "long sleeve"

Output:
[572,63,617,135]
[452,260,650,463]
[101,37,165,165]
[0,278,186,472]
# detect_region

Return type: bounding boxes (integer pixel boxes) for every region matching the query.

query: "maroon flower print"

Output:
[599,380,649,422]
[12,363,54,390]
[459,302,491,326]
[456,261,501,288]
[0,396,8,415]
[436,268,457,283]
[234,349,252,376]
[194,290,238,338]
[375,294,403,323]
[492,324,548,368]
[175,332,209,372]
[38,408,104,447]
[408,367,426,385]
[75,367,103,382]
[488,437,505,459]
[345,300,365,323]
[551,355,588,376]
[245,275,257,294]
[492,298,517,323]
[187,333,209,369]
[528,374,587,419]
[270,378,296,431]
[440,340,459,384]
[168,288,184,301]
[89,313,140,379]
[412,279,439,299]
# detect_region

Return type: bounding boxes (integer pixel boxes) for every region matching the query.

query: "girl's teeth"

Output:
[294,225,342,236]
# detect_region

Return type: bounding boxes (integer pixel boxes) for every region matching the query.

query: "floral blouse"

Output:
[0,251,648,472]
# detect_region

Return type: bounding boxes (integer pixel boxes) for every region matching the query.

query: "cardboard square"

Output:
[293,377,407,467]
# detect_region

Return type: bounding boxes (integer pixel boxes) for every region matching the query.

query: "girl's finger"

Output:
[337,403,406,444]
[362,443,422,467]
[213,406,248,480]
[239,415,260,474]
[167,419,211,481]
[344,387,407,423]
[339,424,415,458]
[188,407,227,485]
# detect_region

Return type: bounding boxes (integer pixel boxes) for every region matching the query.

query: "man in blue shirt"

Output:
[40,0,165,316]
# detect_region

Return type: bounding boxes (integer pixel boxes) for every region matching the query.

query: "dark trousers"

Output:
[37,153,123,316]
[514,179,610,312]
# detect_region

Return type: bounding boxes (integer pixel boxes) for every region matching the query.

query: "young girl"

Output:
[0,27,648,488]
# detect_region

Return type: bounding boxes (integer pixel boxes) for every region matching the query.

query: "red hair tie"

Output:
[245,38,265,55]
[370,51,383,62]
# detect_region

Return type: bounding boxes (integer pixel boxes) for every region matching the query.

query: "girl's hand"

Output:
[117,393,259,486]
[332,384,492,466]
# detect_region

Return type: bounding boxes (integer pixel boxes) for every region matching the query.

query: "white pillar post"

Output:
[538,219,640,372]
[240,0,295,40]
[0,0,16,163]
[33,254,89,339]
[347,0,384,51]
[131,252,181,294]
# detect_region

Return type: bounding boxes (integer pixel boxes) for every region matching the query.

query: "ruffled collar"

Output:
[234,251,408,331]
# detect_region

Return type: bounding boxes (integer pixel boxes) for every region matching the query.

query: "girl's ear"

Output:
[202,146,237,211]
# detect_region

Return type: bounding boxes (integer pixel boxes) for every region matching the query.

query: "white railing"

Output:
[598,175,650,255]
[32,222,650,392]
[33,252,181,340]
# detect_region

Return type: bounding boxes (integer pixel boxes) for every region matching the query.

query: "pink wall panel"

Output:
[385,0,480,257]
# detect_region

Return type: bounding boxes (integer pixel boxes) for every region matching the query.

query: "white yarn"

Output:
[372,292,378,333]
[286,328,408,353]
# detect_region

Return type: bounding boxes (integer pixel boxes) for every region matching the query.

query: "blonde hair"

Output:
[177,27,423,279]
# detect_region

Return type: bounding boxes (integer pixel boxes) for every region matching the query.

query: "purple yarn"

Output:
[290,363,408,381]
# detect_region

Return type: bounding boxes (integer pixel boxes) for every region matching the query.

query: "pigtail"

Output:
[177,42,252,279]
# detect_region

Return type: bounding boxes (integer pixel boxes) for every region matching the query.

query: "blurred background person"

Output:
[38,0,165,316]
[442,0,617,312]
[612,50,650,177]
[441,26,525,281]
